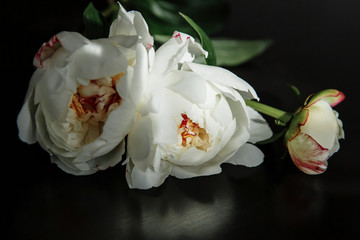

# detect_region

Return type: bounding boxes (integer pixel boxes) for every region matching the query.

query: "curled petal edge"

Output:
[306,89,345,108]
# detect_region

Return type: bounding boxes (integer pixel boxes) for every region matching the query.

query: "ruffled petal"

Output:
[127,115,154,169]
[17,70,45,144]
[68,37,134,81]
[183,62,258,100]
[109,3,137,36]
[56,31,90,52]
[126,153,172,189]
[216,98,251,159]
[170,161,222,179]
[151,31,207,76]
[166,70,207,104]
[109,3,154,49]
[247,107,273,143]
[224,143,264,167]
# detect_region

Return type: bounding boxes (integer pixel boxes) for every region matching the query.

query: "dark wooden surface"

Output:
[7,0,360,239]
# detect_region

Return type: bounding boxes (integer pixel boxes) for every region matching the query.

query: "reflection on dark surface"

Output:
[13,162,237,240]
[116,176,234,239]
[9,141,360,239]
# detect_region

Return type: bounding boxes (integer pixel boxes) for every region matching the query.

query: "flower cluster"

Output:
[17,3,272,189]
[17,3,344,189]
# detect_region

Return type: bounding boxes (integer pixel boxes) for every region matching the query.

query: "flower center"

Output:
[67,72,124,146]
[177,113,210,151]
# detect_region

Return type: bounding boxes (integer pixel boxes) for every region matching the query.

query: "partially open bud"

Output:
[285,89,345,174]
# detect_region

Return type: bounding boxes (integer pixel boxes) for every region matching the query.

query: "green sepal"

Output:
[305,89,345,108]
[284,107,308,142]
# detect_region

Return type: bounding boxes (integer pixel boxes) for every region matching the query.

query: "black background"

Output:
[6,0,360,239]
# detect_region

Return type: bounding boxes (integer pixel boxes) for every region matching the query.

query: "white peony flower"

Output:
[17,4,154,175]
[285,89,345,174]
[125,31,272,189]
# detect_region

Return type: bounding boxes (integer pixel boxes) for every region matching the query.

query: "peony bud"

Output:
[285,89,345,174]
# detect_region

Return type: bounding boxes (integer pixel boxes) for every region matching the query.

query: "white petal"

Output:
[109,3,153,48]
[174,144,223,166]
[225,143,264,167]
[151,32,206,76]
[109,3,136,37]
[133,11,154,47]
[151,113,178,145]
[79,98,137,160]
[34,105,52,154]
[68,38,132,80]
[210,94,233,127]
[51,155,96,176]
[157,88,194,116]
[247,106,273,143]
[56,31,90,52]
[123,43,148,105]
[126,156,172,189]
[17,69,45,144]
[91,140,126,170]
[184,62,258,100]
[166,70,206,104]
[127,115,154,170]
[216,98,251,159]
[170,162,222,179]
[53,141,125,175]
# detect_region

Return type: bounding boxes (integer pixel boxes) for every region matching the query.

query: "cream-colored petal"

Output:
[301,100,338,150]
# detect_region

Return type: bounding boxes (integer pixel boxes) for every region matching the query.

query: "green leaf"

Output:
[83,2,109,39]
[179,12,216,66]
[100,2,120,23]
[132,0,229,37]
[212,39,273,66]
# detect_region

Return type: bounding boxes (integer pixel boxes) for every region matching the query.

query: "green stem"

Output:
[245,100,293,124]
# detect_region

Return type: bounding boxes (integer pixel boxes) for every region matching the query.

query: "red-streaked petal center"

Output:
[67,72,124,146]
[177,113,210,151]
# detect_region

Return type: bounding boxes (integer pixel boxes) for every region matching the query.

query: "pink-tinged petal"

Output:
[33,35,62,68]
[33,32,89,69]
[306,89,345,108]
[288,133,329,175]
